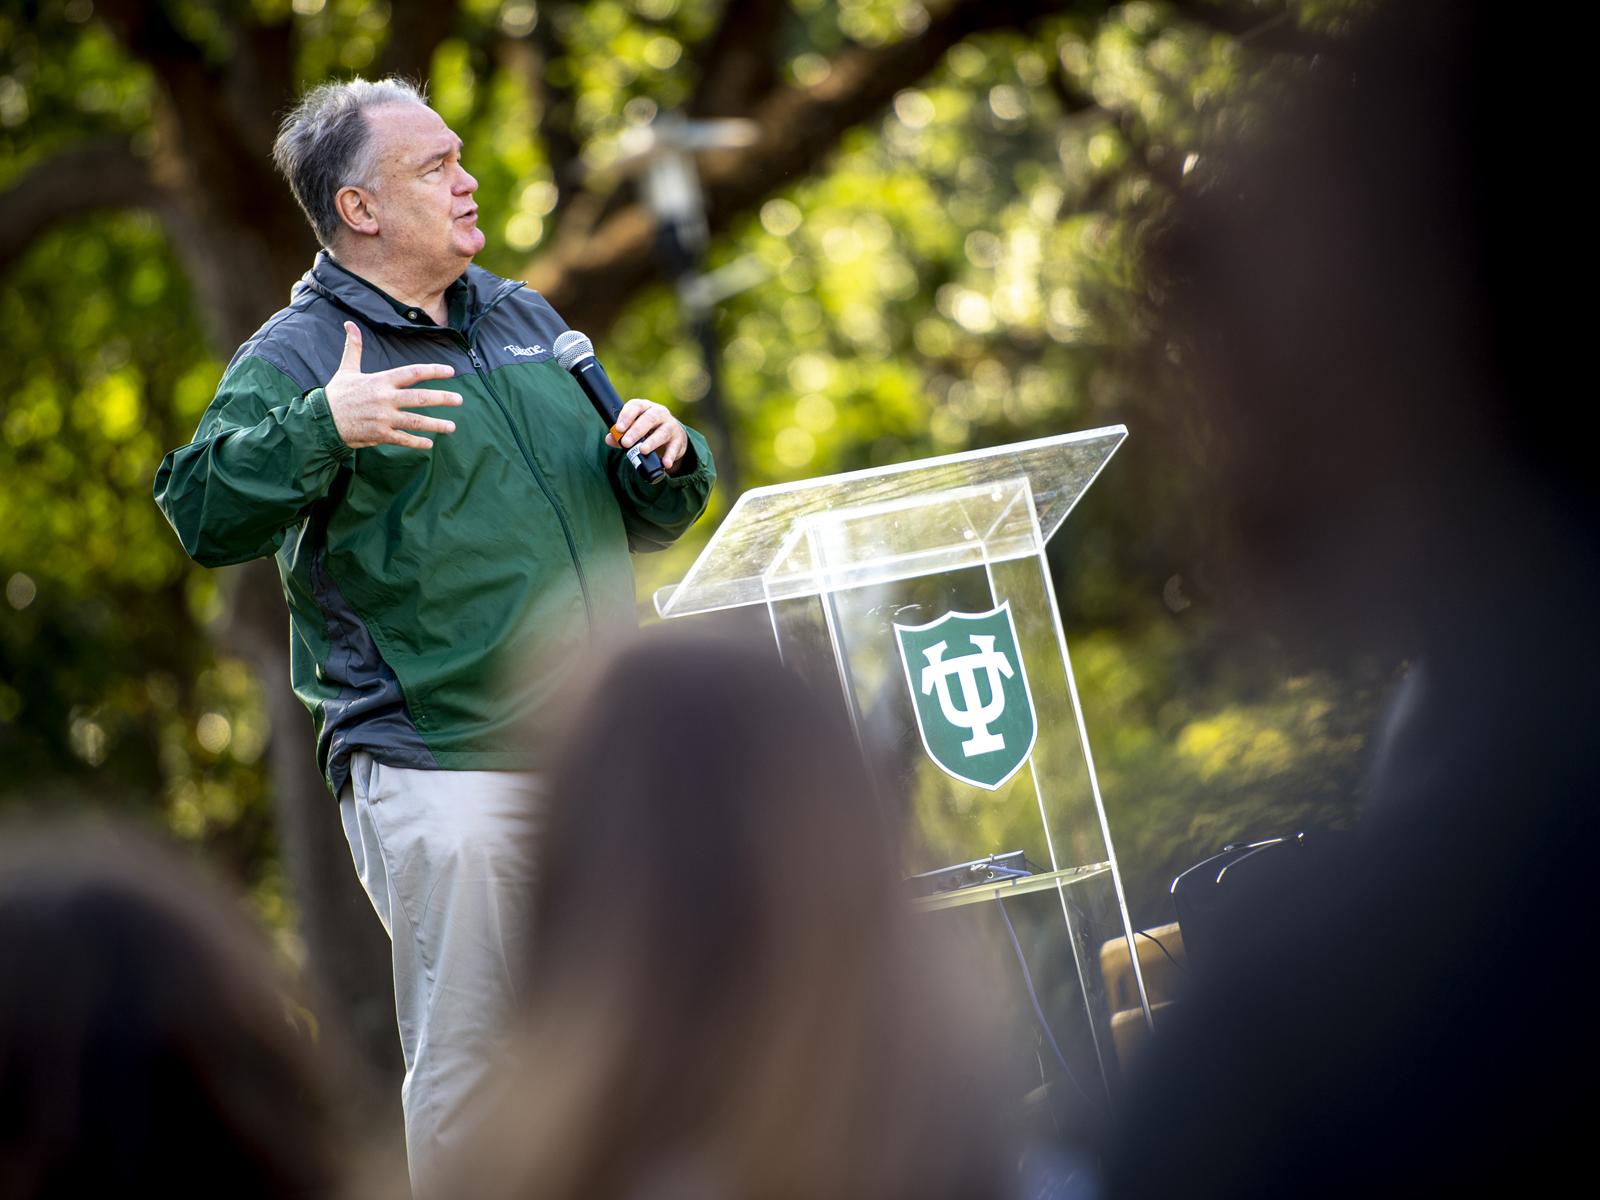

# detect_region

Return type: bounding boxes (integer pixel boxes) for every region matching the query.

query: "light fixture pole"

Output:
[615,112,763,494]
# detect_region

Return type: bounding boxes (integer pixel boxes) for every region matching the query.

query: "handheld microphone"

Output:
[552,330,668,484]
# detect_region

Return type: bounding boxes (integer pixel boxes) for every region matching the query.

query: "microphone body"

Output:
[552,331,668,484]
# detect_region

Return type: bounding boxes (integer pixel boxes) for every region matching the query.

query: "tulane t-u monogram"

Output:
[919,635,1013,757]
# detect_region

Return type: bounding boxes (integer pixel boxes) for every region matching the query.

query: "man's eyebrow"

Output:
[412,139,464,170]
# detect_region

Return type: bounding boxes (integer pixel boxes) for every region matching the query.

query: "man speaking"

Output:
[153,78,715,1190]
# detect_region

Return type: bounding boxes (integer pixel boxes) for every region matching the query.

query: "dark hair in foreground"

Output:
[446,632,1014,1200]
[1105,2,1598,1195]
[0,825,351,1198]
[1147,1,1595,658]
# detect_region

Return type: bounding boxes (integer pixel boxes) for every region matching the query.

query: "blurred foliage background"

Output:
[1,0,1386,1070]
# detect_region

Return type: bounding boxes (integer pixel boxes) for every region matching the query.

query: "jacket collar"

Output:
[297,250,523,332]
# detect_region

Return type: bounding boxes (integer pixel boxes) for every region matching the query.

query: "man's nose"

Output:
[455,167,478,194]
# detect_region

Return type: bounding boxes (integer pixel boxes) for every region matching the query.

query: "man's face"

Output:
[361,102,484,274]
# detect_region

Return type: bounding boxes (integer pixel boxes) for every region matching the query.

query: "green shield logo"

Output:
[893,602,1038,791]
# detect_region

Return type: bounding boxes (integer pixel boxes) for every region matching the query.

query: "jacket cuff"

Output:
[306,388,356,465]
[659,426,712,490]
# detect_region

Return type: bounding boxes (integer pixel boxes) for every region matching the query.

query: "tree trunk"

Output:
[137,58,406,1103]
[227,560,405,1116]
[170,171,406,1109]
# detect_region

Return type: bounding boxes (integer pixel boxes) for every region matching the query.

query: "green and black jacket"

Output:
[154,251,715,795]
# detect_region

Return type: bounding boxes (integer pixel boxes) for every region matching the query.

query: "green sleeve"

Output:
[609,423,717,552]
[152,355,354,567]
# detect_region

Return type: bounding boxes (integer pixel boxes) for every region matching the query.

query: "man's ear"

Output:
[335,185,379,238]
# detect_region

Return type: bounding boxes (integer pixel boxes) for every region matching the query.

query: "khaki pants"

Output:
[339,751,543,1197]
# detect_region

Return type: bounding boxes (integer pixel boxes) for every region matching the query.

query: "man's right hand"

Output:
[325,322,462,450]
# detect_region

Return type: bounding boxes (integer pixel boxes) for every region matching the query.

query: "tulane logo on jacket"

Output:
[894,602,1038,791]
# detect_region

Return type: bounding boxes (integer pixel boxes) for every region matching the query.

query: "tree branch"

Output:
[378,0,463,84]
[94,0,217,112]
[1164,0,1343,57]
[523,6,586,230]
[688,0,790,118]
[225,16,297,159]
[0,138,166,277]
[95,0,316,340]
[526,0,1067,336]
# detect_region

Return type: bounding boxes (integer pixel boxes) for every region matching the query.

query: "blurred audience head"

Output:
[1104,4,1595,1195]
[449,629,1013,1200]
[0,823,351,1198]
[1151,0,1593,660]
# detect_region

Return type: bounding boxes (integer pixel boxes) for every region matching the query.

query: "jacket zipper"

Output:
[460,286,595,634]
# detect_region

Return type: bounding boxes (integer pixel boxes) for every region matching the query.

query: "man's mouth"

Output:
[455,208,478,222]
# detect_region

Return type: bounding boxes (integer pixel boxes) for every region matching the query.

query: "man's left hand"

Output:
[607,399,690,474]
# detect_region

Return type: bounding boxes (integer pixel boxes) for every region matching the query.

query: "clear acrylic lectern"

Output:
[655,427,1152,1094]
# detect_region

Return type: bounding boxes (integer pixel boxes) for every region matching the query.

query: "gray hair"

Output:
[273,77,427,247]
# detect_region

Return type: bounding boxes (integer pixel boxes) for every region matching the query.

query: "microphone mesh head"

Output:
[553,330,594,370]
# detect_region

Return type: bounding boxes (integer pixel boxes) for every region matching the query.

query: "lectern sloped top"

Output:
[655,426,1127,619]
